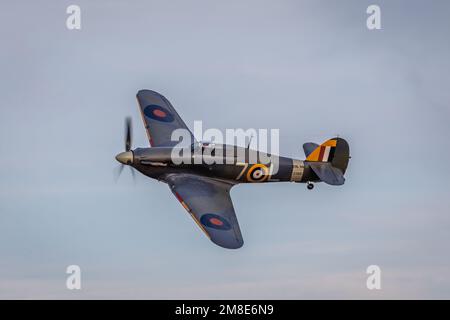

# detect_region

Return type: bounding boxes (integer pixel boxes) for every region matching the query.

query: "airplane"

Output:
[115,90,350,249]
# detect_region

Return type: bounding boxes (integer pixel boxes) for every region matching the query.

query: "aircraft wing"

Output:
[136,90,196,147]
[165,174,244,249]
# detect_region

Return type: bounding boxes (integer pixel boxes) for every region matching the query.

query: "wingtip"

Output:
[211,238,244,250]
[136,89,164,98]
[136,89,150,97]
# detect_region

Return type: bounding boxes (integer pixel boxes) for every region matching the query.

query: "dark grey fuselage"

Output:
[131,144,319,185]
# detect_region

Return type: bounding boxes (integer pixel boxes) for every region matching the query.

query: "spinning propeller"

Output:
[115,117,136,182]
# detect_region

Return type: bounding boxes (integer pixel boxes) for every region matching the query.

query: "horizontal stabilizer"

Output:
[309,162,345,186]
[303,143,319,158]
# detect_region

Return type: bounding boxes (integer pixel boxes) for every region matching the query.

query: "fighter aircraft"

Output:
[115,90,350,249]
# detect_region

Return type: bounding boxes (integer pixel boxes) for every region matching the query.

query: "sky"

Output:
[0,0,450,299]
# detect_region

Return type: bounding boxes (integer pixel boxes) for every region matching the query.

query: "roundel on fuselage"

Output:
[246,164,269,182]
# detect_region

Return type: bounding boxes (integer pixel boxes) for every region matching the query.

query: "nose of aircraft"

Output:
[115,151,133,165]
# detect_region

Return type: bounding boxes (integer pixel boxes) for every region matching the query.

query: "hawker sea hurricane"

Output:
[115,90,350,249]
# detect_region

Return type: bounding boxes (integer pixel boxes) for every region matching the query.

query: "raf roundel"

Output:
[200,213,232,231]
[246,164,270,182]
[143,104,175,122]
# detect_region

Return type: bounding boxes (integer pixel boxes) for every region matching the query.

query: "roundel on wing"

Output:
[200,213,232,231]
[143,105,174,122]
[246,164,269,182]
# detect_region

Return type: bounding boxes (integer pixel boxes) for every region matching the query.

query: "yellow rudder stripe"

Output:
[306,139,337,162]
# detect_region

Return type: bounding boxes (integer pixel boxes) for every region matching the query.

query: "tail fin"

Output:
[304,137,350,174]
[303,143,319,158]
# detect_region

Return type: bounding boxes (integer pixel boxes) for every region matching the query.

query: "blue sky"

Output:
[1,0,450,299]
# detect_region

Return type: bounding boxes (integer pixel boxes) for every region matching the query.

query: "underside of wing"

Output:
[136,90,195,147]
[164,174,244,249]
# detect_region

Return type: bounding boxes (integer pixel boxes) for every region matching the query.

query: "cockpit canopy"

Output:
[191,141,217,151]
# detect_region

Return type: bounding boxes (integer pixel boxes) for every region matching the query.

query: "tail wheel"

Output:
[307,182,314,190]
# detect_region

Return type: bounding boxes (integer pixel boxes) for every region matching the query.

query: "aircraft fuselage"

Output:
[130,146,319,185]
